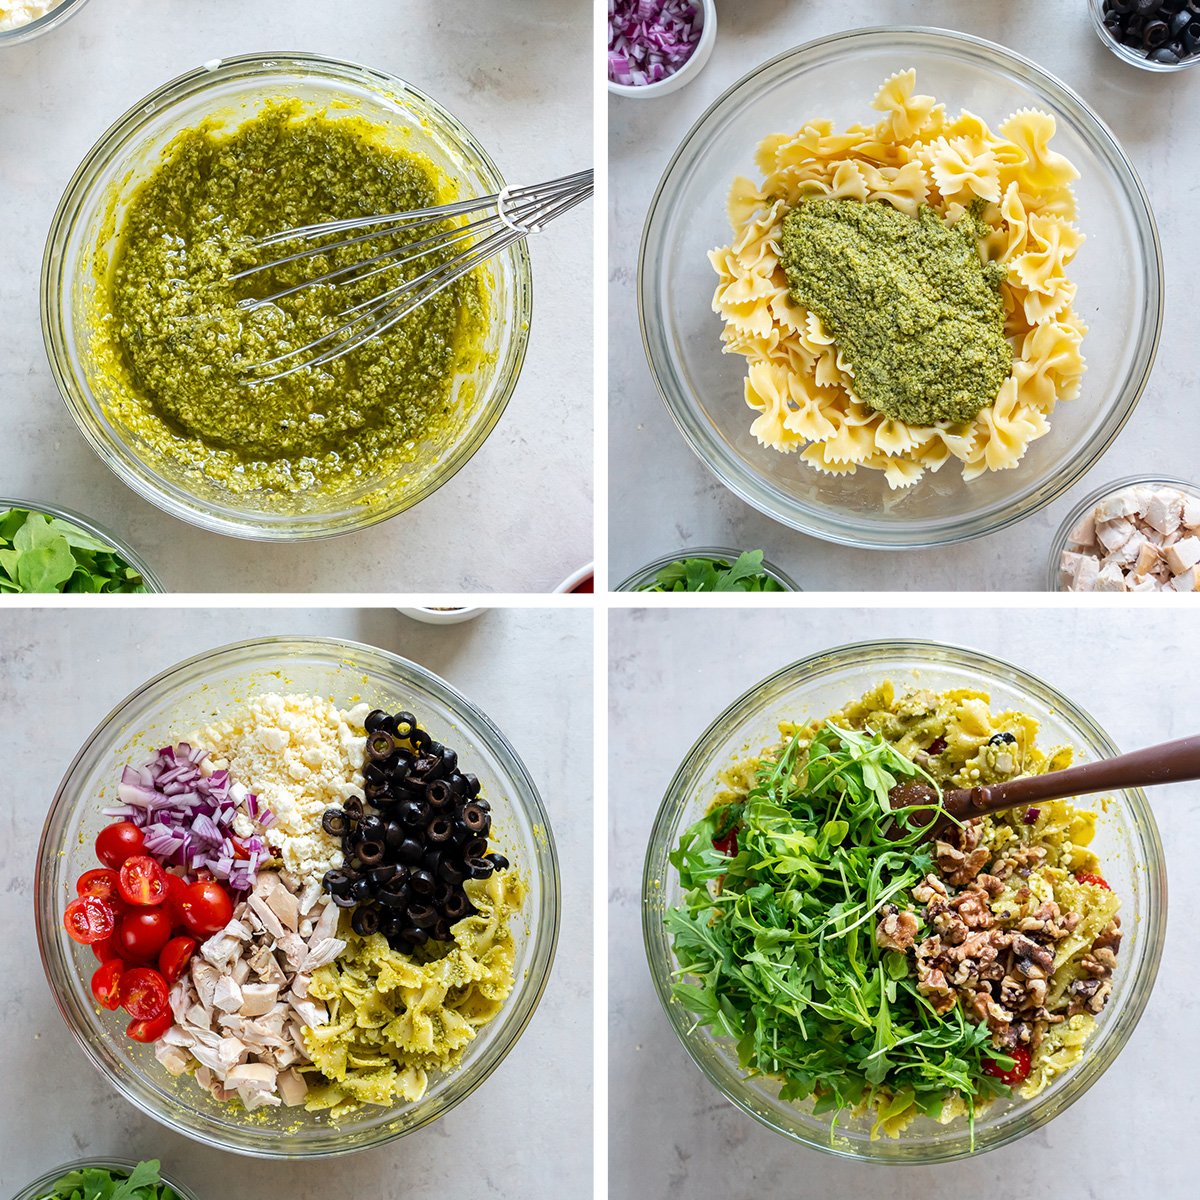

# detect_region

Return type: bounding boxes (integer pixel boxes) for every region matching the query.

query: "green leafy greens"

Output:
[636,549,785,593]
[0,508,148,594]
[37,1160,182,1200]
[666,723,1010,1138]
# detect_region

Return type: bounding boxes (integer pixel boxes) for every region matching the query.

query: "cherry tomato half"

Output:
[712,830,738,857]
[90,959,124,1010]
[64,895,116,945]
[127,1010,173,1043]
[76,868,121,902]
[92,934,123,964]
[117,855,168,907]
[179,880,233,936]
[1075,872,1111,891]
[158,936,198,983]
[983,1045,1032,1086]
[95,821,145,869]
[119,966,170,1020]
[115,909,174,962]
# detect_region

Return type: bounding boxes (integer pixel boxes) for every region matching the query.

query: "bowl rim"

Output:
[10,1157,199,1200]
[641,636,1167,1163]
[615,545,800,591]
[0,493,164,592]
[636,25,1165,550]
[0,0,91,47]
[35,634,561,1158]
[1046,473,1200,591]
[40,50,534,543]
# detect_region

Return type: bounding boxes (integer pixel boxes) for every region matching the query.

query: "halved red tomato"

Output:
[118,966,170,1020]
[64,896,116,944]
[983,1045,1031,1086]
[158,936,198,983]
[127,1010,173,1043]
[117,856,168,906]
[76,868,121,902]
[1075,872,1111,891]
[90,959,124,1010]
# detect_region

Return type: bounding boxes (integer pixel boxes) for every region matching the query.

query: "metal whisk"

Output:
[231,168,593,383]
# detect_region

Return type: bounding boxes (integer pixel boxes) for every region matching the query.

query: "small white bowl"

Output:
[554,562,594,593]
[0,0,91,47]
[397,607,487,625]
[608,0,717,99]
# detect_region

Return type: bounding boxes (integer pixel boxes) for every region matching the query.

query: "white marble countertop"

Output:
[0,606,592,1199]
[609,606,1199,1198]
[0,0,592,593]
[608,0,1200,591]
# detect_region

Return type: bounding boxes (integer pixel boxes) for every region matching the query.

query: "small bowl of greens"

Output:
[12,1158,198,1200]
[617,547,798,592]
[0,498,161,593]
[643,640,1164,1162]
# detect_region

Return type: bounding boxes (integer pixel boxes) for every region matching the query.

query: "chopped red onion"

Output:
[1023,807,1041,824]
[609,0,702,86]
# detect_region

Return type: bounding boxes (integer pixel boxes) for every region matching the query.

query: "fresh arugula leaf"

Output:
[35,1161,173,1200]
[0,508,148,594]
[636,549,787,592]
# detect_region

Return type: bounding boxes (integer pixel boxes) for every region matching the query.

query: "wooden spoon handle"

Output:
[947,733,1200,820]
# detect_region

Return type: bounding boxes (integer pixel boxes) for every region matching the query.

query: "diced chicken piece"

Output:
[225,1062,282,1111]
[1068,510,1096,548]
[160,1024,195,1049]
[277,932,307,970]
[263,885,300,932]
[154,1043,192,1076]
[1144,490,1183,536]
[201,931,243,971]
[1128,575,1161,593]
[223,918,253,942]
[1095,489,1140,522]
[190,961,221,1010]
[169,980,191,1023]
[185,1002,213,1030]
[1170,566,1199,592]
[1093,562,1127,592]
[212,975,245,1014]
[1165,536,1200,576]
[190,1041,231,1073]
[218,1036,247,1070]
[239,983,281,1018]
[276,1068,309,1107]
[274,1042,302,1069]
[299,918,314,938]
[1183,495,1200,529]
[1095,517,1133,553]
[231,957,251,986]
[1069,555,1099,592]
[247,893,286,940]
[300,937,346,972]
[297,878,324,917]
[311,899,342,943]
[289,998,329,1029]
[1132,541,1161,578]
[290,974,310,1000]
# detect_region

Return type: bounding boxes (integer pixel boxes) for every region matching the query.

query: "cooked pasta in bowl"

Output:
[639,28,1162,549]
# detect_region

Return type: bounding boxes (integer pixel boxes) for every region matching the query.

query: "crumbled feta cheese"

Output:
[0,1,63,31]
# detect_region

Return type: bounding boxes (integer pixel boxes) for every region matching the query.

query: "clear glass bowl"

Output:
[1087,0,1200,73]
[11,1158,199,1200]
[0,494,164,592]
[42,53,533,542]
[642,639,1166,1163]
[0,0,91,47]
[638,27,1163,549]
[36,637,560,1158]
[615,545,799,591]
[1047,474,1200,591]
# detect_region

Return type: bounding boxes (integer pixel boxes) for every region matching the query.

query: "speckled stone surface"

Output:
[608,0,1200,591]
[609,606,1198,1199]
[0,0,592,592]
[0,607,592,1198]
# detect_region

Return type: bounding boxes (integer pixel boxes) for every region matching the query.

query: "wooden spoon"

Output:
[887,733,1200,842]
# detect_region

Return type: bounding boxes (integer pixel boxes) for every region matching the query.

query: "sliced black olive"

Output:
[331,891,358,908]
[464,835,488,859]
[359,814,385,840]
[409,727,431,751]
[367,730,397,762]
[462,773,481,798]
[368,864,397,887]
[1143,18,1170,45]
[357,840,385,867]
[323,869,353,896]
[461,802,489,834]
[422,847,443,875]
[364,762,387,786]
[378,884,410,910]
[447,771,468,796]
[406,903,437,929]
[350,876,373,900]
[427,815,454,843]
[397,837,425,865]
[393,711,417,738]
[474,797,490,814]
[1170,9,1192,33]
[432,917,452,942]
[343,796,365,820]
[351,906,381,936]
[1186,20,1200,52]
[426,779,453,809]
[389,936,414,954]
[365,709,391,733]
[443,891,469,919]
[439,858,467,884]
[1149,42,1183,59]
[412,752,441,779]
[433,879,453,906]
[398,798,429,827]
[987,732,1017,746]
[486,852,510,871]
[439,747,458,775]
[464,856,494,880]
[385,820,405,850]
[410,868,435,895]
[402,926,430,947]
[364,780,391,804]
[322,808,349,836]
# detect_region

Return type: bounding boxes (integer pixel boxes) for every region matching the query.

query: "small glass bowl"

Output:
[616,545,799,591]
[0,0,91,47]
[0,494,164,592]
[643,639,1166,1162]
[1047,474,1200,591]
[1088,0,1200,73]
[36,637,560,1157]
[639,27,1163,549]
[42,52,533,542]
[11,1158,199,1200]
[608,0,718,99]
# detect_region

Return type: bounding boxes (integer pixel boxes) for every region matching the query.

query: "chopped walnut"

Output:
[875,905,920,952]
[916,964,956,1014]
[912,873,948,904]
[935,839,990,886]
[1068,977,1113,1015]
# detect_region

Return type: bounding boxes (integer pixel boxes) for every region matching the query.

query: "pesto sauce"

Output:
[779,198,1012,426]
[97,102,486,496]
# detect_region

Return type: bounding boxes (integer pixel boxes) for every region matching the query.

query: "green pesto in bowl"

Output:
[91,100,487,496]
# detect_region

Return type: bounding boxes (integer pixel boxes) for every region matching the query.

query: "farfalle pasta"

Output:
[709,71,1087,489]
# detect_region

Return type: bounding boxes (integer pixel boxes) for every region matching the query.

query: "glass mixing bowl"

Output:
[36,637,560,1157]
[615,545,800,591]
[42,53,533,542]
[1087,0,1200,73]
[0,494,164,593]
[639,27,1162,549]
[643,639,1166,1162]
[11,1158,199,1200]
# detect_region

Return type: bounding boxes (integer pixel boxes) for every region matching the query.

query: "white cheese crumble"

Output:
[192,694,369,880]
[0,1,64,32]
